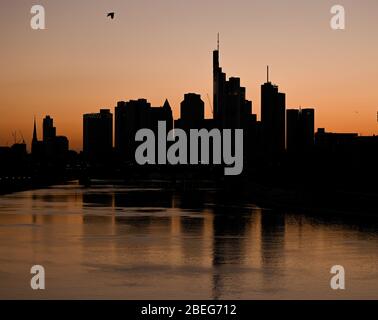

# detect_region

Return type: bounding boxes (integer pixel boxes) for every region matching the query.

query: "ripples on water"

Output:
[0,181,377,299]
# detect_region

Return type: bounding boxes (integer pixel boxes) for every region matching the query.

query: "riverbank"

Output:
[0,176,72,195]
[1,175,377,218]
[73,177,378,218]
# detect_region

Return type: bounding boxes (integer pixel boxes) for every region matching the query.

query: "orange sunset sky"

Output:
[1,0,378,151]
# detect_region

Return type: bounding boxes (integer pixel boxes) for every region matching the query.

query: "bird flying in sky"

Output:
[107,12,115,19]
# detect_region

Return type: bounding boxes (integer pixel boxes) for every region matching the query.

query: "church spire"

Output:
[32,116,38,142]
[163,99,171,109]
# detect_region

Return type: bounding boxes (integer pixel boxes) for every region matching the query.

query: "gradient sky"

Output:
[1,0,378,150]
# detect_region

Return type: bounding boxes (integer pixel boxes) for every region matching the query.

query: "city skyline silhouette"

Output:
[2,39,378,153]
[1,41,378,195]
[1,1,378,304]
[1,1,378,150]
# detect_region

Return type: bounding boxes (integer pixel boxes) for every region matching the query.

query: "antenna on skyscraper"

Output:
[267,65,269,83]
[217,33,220,51]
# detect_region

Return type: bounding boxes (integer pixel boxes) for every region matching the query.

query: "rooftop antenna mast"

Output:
[267,65,269,83]
[217,33,220,51]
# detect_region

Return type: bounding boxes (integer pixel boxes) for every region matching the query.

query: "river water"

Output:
[0,182,377,299]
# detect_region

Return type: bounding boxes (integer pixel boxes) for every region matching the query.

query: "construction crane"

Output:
[12,131,17,144]
[11,131,25,144]
[19,130,25,144]
[207,93,214,115]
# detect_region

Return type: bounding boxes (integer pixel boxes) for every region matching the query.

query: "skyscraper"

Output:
[83,109,113,161]
[32,116,69,162]
[287,108,315,153]
[213,39,225,124]
[213,35,252,129]
[114,100,127,156]
[115,99,173,160]
[301,108,315,150]
[43,115,56,142]
[178,93,205,129]
[261,67,286,155]
[149,99,173,134]
[286,109,300,153]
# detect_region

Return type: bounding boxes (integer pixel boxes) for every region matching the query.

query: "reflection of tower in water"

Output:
[81,189,117,271]
[210,192,253,299]
[260,209,286,289]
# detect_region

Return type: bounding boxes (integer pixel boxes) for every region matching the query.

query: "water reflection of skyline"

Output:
[0,183,377,299]
[79,186,288,299]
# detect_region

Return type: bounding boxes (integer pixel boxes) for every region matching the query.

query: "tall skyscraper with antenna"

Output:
[261,66,286,155]
[213,33,224,124]
[212,34,252,129]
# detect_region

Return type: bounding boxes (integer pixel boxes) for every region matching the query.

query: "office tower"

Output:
[115,99,173,160]
[0,143,28,174]
[174,94,207,162]
[179,93,205,129]
[115,100,127,155]
[52,136,69,160]
[212,36,258,167]
[149,99,173,133]
[115,100,126,155]
[115,99,150,159]
[315,128,358,152]
[213,40,225,124]
[287,108,315,153]
[213,35,252,129]
[301,109,315,150]
[149,100,174,164]
[83,109,113,161]
[286,109,300,153]
[43,115,56,142]
[261,67,286,154]
[31,116,69,162]
[43,115,62,160]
